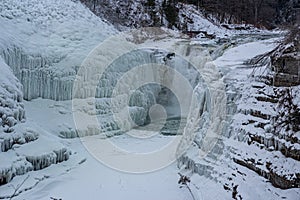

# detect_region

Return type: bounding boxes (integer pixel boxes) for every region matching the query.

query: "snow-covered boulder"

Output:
[271,27,300,86]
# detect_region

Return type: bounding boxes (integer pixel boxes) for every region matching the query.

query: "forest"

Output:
[81,0,299,29]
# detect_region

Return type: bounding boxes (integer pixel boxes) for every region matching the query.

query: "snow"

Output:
[0,0,118,189]
[0,0,299,199]
[0,36,299,199]
[214,38,280,67]
[0,57,25,132]
[1,25,222,199]
[0,98,190,200]
[178,3,231,38]
[0,0,117,100]
[179,37,300,198]
[0,128,38,152]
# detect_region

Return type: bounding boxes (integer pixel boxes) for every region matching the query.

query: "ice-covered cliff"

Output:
[177,38,300,199]
[0,55,71,187]
[71,31,211,137]
[0,0,116,101]
[0,57,25,133]
[0,0,117,188]
[0,0,299,199]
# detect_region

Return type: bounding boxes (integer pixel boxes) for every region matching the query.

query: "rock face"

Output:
[231,35,300,189]
[234,82,300,189]
[233,154,300,189]
[176,38,300,198]
[271,27,300,86]
[234,30,300,190]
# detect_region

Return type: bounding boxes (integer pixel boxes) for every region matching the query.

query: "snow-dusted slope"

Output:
[82,0,270,39]
[178,38,300,199]
[0,59,71,188]
[0,0,117,189]
[177,3,252,38]
[0,0,298,199]
[0,0,116,100]
[1,35,297,200]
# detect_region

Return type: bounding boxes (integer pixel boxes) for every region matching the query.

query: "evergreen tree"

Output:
[163,0,179,28]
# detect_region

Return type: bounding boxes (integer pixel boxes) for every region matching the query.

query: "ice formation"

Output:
[0,0,298,198]
[72,37,164,136]
[71,32,221,139]
[0,152,33,185]
[0,57,25,132]
[1,47,75,101]
[177,38,300,196]
[0,0,108,185]
[0,0,223,142]
[16,138,70,171]
[0,0,116,101]
[0,129,38,152]
[0,136,70,185]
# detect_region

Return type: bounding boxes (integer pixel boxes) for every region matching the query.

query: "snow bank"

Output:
[0,152,33,185]
[0,132,70,185]
[0,128,38,152]
[177,3,269,39]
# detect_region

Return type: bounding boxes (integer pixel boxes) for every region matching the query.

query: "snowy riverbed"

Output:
[1,37,299,200]
[0,0,299,199]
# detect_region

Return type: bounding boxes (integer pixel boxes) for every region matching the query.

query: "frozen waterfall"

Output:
[0,57,25,132]
[1,47,76,101]
[0,25,226,157]
[71,33,227,161]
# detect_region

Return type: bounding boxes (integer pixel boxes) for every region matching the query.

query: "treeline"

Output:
[177,0,298,28]
[141,0,298,28]
[80,0,298,29]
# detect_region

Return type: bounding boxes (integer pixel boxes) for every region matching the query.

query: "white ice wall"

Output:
[0,57,25,132]
[0,0,117,101]
[1,47,76,101]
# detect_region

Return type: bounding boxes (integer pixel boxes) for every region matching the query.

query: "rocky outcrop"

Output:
[233,154,300,189]
[271,27,300,86]
[233,80,300,189]
[269,168,300,189]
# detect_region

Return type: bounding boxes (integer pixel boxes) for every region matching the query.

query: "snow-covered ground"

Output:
[0,0,299,199]
[1,37,298,200]
[0,98,189,200]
